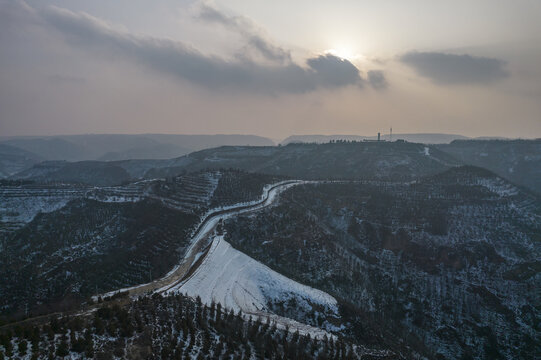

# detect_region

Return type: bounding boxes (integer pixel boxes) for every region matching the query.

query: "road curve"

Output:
[99,180,306,299]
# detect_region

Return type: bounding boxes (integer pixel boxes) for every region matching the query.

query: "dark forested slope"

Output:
[224,166,541,359]
[0,293,396,359]
[437,139,541,194]
[0,199,198,318]
[151,141,459,181]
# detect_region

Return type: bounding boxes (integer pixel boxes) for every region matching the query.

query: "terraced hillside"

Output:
[90,172,222,215]
[224,166,541,359]
[0,170,282,320]
[0,170,284,234]
[0,183,88,233]
[210,170,284,208]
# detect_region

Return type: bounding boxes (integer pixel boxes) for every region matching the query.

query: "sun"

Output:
[324,47,361,62]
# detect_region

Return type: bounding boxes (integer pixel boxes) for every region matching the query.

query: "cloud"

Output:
[0,0,38,35]
[367,70,388,90]
[197,3,291,64]
[400,51,508,85]
[39,5,362,94]
[307,54,362,88]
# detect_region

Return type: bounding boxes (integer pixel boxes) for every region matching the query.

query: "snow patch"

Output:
[166,236,340,338]
[478,178,518,197]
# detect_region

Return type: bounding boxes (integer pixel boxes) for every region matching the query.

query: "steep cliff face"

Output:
[225,167,541,359]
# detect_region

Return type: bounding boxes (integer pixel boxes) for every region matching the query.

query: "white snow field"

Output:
[166,236,341,338]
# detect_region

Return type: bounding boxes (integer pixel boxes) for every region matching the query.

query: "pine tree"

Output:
[18,339,28,356]
[56,339,69,358]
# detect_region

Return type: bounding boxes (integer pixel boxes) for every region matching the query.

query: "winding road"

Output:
[99,180,307,299]
[1,179,341,333]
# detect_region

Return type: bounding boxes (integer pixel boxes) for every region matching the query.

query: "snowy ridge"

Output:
[85,172,222,213]
[166,236,341,338]
[0,185,87,231]
[85,181,150,203]
[478,177,519,197]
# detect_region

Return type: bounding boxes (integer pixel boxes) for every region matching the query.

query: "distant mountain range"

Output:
[0,144,44,178]
[3,134,540,194]
[0,134,275,161]
[281,133,510,145]
[0,134,275,177]
[7,141,460,187]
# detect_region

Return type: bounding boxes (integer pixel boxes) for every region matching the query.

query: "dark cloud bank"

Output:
[39,6,373,94]
[400,51,508,85]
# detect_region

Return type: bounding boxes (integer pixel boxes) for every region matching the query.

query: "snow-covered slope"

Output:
[0,185,87,232]
[166,236,341,337]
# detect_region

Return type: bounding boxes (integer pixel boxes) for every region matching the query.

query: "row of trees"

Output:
[0,293,374,359]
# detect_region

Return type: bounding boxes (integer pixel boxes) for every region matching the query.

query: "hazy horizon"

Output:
[1,132,539,143]
[1,1,540,138]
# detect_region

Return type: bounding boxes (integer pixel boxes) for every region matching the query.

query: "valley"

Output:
[0,140,539,359]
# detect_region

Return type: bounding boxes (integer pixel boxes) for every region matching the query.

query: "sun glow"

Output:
[324,47,362,62]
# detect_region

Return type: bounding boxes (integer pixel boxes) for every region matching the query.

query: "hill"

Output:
[150,141,460,181]
[0,171,281,319]
[223,166,541,359]
[437,139,541,194]
[0,144,43,178]
[0,293,395,359]
[281,133,470,145]
[0,134,275,178]
[9,141,459,186]
[1,134,275,162]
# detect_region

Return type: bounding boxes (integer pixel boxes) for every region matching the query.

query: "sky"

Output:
[1,0,540,140]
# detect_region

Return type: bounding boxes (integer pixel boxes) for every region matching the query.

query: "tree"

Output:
[17,339,28,356]
[56,340,69,358]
